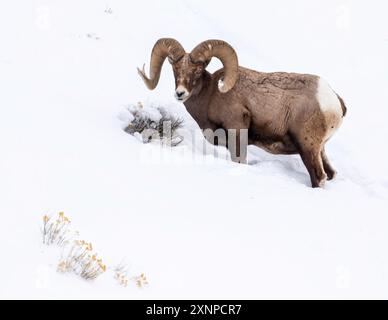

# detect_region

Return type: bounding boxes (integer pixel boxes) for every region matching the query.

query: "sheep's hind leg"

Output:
[321,147,337,180]
[299,145,327,188]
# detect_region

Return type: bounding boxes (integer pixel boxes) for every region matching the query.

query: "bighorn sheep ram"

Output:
[138,38,347,188]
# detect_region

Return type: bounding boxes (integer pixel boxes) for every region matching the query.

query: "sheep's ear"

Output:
[198,57,211,68]
[196,59,211,69]
[202,59,211,68]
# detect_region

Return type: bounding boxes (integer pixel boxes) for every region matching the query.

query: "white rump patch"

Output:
[316,77,343,140]
[316,77,342,115]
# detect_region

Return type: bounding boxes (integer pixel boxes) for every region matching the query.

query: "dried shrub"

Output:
[41,212,148,286]
[57,240,106,280]
[124,102,184,146]
[132,273,149,288]
[113,261,129,287]
[42,212,72,246]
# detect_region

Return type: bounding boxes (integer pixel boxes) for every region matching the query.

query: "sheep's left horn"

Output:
[138,38,186,90]
[190,40,239,93]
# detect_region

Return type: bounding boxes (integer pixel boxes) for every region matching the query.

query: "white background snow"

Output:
[0,0,387,299]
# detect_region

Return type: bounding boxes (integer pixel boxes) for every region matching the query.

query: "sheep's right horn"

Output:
[137,38,185,90]
[190,40,239,93]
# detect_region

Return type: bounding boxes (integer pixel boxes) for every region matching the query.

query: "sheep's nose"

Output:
[176,91,185,98]
[175,85,189,101]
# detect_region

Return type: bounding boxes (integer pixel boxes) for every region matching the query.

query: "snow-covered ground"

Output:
[1,0,387,299]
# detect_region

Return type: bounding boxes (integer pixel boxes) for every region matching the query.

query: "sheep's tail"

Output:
[336,93,347,117]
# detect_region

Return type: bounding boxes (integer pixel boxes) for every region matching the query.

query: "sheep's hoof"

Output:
[318,177,327,188]
[326,170,337,180]
[312,175,327,188]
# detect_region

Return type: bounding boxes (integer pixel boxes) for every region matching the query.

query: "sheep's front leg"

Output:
[227,128,248,164]
[219,108,250,164]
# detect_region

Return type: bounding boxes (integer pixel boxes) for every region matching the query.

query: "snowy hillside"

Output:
[0,0,387,299]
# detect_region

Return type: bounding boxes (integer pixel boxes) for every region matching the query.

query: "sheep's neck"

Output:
[184,71,216,130]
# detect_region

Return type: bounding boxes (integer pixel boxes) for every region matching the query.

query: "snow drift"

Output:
[0,0,387,299]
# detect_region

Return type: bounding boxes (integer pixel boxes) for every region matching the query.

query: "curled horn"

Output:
[138,38,185,90]
[190,40,239,93]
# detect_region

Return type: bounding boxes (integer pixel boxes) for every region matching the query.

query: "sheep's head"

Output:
[171,54,205,102]
[138,38,239,103]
